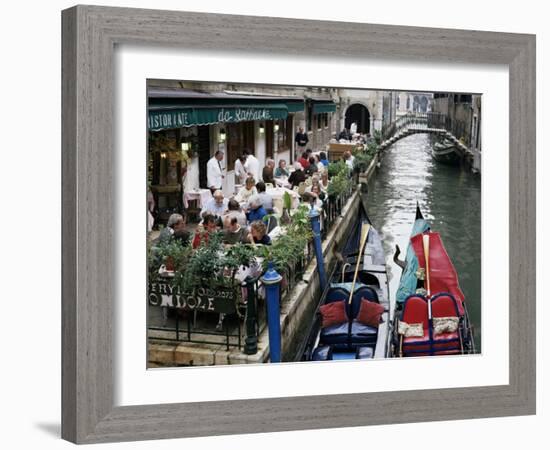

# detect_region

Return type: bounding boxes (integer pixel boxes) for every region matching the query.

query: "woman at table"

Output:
[302,191,323,210]
[288,162,306,189]
[311,184,326,202]
[274,159,290,178]
[298,151,310,170]
[305,156,318,176]
[305,175,324,195]
[262,158,275,185]
[192,213,218,249]
[246,195,268,223]
[248,220,272,246]
[320,171,330,191]
[235,176,257,204]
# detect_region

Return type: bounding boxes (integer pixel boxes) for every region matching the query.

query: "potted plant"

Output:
[280,191,292,225]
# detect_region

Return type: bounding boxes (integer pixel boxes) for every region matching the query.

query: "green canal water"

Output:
[366,134,482,351]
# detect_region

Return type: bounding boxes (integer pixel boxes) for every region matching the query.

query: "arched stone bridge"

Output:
[380,112,472,158]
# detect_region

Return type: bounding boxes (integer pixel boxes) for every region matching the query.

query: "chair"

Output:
[264,215,278,234]
[319,288,350,349]
[349,286,379,347]
[399,295,430,357]
[430,293,462,355]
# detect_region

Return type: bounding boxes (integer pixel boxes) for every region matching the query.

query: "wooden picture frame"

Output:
[61,5,536,444]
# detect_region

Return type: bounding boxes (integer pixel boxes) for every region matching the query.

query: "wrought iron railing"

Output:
[382,111,469,144]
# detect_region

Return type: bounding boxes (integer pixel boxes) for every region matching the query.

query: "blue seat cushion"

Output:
[356,346,374,359]
[350,321,378,344]
[320,322,349,346]
[311,346,332,361]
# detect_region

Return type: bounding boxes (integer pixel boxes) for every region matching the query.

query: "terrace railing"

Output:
[147,184,357,354]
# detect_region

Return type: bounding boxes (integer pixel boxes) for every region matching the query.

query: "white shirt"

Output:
[234,158,247,184]
[345,155,355,170]
[200,197,229,217]
[235,186,257,204]
[207,156,223,189]
[244,154,261,182]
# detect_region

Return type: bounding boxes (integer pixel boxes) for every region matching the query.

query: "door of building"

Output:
[265,120,274,159]
[197,126,210,189]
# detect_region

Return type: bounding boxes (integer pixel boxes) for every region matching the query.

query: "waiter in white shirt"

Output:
[243,149,261,182]
[234,155,248,185]
[207,150,225,194]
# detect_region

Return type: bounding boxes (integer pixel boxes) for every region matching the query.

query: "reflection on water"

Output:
[366,134,481,350]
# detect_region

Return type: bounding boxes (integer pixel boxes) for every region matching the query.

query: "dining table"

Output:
[183,188,212,209]
[266,186,301,212]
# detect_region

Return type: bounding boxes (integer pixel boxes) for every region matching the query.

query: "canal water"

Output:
[366,134,482,351]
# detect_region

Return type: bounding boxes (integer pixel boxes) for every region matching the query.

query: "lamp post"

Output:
[261,262,282,363]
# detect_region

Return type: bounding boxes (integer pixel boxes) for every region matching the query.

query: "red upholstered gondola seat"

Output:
[401,295,431,355]
[430,293,462,355]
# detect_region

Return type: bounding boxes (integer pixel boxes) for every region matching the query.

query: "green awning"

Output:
[148,102,310,131]
[312,102,336,114]
[148,104,290,131]
[286,101,305,113]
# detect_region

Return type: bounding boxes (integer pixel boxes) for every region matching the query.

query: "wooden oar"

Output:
[348,223,370,305]
[422,233,432,314]
[422,233,431,297]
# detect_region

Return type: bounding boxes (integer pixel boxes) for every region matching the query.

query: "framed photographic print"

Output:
[62,5,535,444]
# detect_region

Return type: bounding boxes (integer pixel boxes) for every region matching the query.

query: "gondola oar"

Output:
[423,233,435,355]
[422,233,432,317]
[348,223,370,305]
[422,233,431,298]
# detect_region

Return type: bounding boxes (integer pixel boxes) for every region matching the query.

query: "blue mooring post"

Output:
[309,206,327,292]
[261,262,282,363]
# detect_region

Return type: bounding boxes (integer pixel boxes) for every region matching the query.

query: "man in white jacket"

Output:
[207,151,224,194]
[243,149,261,182]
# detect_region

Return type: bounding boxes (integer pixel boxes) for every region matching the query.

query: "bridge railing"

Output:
[382,111,470,145]
[382,112,429,139]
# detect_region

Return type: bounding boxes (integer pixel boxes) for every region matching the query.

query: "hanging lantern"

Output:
[219,128,226,143]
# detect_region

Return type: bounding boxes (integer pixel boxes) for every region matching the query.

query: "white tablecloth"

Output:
[183,189,212,209]
[266,187,301,211]
[274,177,291,189]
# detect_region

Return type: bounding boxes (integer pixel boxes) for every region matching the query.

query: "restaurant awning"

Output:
[312,101,337,114]
[148,89,305,131]
[148,104,290,131]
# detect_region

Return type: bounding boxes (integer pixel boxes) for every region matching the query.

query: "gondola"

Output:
[390,204,475,357]
[297,203,391,361]
[432,139,461,165]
